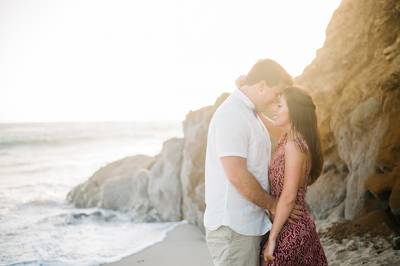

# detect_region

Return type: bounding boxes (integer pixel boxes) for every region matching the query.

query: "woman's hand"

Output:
[263,238,276,263]
[235,75,247,88]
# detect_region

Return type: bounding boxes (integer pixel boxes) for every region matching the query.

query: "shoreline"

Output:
[101,223,213,266]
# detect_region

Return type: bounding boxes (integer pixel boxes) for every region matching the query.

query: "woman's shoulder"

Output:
[285,134,309,155]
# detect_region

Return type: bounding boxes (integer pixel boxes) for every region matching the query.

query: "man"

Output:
[204,59,301,266]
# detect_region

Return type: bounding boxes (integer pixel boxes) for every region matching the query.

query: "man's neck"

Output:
[238,87,257,110]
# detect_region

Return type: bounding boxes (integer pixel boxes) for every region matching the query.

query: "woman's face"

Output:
[272,94,291,128]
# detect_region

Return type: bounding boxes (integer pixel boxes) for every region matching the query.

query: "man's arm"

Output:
[220,156,277,213]
[220,155,304,222]
[214,108,301,221]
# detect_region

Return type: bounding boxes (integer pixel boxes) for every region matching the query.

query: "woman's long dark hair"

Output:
[282,87,323,185]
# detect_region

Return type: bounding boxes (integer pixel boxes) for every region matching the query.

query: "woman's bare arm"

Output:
[268,141,305,241]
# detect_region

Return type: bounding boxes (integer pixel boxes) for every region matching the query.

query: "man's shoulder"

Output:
[212,96,243,121]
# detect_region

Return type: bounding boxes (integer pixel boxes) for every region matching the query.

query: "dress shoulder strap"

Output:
[278,132,289,146]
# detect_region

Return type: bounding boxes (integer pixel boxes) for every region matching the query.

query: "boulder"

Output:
[67,155,155,208]
[148,138,184,221]
[67,138,185,222]
[306,158,347,219]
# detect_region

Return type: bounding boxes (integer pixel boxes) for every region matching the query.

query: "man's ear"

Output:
[258,80,267,92]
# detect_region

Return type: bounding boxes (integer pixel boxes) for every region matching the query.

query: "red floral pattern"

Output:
[262,134,328,266]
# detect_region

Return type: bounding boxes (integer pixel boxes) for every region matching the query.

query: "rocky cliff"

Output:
[67,0,400,234]
[298,0,400,227]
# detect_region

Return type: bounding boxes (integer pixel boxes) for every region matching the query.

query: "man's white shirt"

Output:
[204,88,272,236]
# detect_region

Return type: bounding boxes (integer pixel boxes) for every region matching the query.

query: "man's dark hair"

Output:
[245,59,293,87]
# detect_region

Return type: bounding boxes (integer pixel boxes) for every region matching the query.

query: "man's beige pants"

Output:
[205,226,262,266]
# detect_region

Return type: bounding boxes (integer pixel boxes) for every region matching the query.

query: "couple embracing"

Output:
[204,59,328,266]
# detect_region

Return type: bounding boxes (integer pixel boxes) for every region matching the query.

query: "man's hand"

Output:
[268,199,303,224]
[288,204,303,224]
[268,197,277,219]
[220,156,274,210]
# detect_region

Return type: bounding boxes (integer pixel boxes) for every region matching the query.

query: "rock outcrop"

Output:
[305,155,348,220]
[148,138,184,221]
[297,0,400,222]
[67,154,155,208]
[67,138,184,222]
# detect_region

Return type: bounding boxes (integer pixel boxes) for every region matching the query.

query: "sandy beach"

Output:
[103,220,400,266]
[102,223,213,266]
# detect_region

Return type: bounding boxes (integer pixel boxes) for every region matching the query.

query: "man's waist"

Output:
[204,217,271,236]
[205,206,269,217]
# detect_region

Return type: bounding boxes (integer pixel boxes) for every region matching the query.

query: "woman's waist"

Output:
[271,192,307,203]
[275,200,311,216]
[282,210,315,227]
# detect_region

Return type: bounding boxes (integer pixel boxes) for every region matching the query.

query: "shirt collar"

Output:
[232,89,256,111]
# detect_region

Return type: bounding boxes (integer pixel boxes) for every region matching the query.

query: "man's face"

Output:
[256,82,285,110]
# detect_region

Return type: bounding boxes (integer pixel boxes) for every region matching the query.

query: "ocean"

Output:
[0,121,184,266]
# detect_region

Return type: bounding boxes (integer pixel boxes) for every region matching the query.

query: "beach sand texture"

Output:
[102,223,213,266]
[103,221,400,266]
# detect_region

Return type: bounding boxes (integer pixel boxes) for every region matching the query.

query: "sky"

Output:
[0,0,342,123]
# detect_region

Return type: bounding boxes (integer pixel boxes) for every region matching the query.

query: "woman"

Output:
[260,86,328,265]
